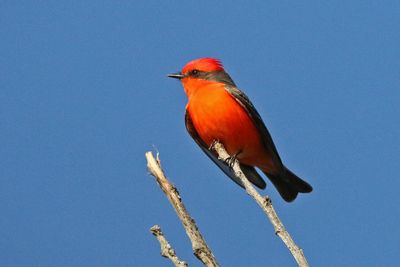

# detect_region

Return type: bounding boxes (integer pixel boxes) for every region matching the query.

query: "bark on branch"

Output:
[211,141,309,267]
[146,151,219,267]
[150,225,188,267]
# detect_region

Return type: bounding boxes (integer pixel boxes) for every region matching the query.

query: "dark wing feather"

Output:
[224,85,284,172]
[225,85,314,201]
[185,111,266,189]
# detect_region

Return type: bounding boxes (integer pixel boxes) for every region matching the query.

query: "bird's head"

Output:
[168,58,235,92]
[168,58,224,80]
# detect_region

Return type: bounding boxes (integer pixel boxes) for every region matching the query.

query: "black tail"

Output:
[263,167,312,202]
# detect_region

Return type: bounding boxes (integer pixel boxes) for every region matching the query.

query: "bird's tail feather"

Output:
[240,164,266,189]
[263,167,312,202]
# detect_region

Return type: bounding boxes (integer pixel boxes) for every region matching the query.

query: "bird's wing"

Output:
[224,85,284,171]
[185,111,266,189]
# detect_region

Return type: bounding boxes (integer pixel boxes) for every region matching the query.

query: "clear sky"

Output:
[1,1,400,266]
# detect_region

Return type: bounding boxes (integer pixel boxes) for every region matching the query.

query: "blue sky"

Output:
[1,1,400,266]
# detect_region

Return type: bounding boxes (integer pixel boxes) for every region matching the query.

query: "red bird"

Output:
[168,58,312,202]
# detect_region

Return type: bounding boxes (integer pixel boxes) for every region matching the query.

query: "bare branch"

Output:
[150,225,188,267]
[211,141,309,267]
[146,151,219,267]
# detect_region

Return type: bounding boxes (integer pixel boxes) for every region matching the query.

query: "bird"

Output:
[168,58,312,202]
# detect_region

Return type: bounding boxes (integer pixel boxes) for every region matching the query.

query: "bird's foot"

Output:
[224,151,242,169]
[209,139,220,150]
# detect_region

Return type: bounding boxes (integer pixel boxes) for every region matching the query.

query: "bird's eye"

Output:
[191,69,199,75]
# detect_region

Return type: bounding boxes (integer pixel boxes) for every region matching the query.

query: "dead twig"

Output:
[211,141,309,267]
[150,225,188,267]
[146,151,219,267]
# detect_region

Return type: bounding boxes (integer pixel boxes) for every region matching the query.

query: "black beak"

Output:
[167,72,184,80]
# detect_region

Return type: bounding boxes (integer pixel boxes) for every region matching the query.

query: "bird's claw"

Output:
[224,151,241,169]
[209,139,220,150]
[209,140,241,169]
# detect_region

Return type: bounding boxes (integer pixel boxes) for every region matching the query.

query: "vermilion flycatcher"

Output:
[168,58,312,202]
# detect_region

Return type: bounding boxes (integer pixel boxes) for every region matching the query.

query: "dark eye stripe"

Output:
[187,70,236,87]
[189,69,199,76]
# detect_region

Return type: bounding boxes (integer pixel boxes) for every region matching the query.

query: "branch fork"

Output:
[146,141,309,267]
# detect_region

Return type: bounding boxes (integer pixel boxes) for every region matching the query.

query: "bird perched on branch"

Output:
[168,58,312,202]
